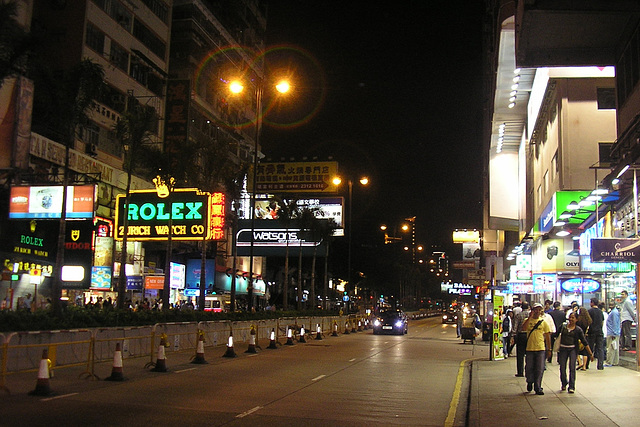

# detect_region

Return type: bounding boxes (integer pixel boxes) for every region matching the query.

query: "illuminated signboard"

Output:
[170,262,185,289]
[533,274,556,293]
[440,282,473,295]
[249,161,339,193]
[9,185,95,219]
[115,189,225,241]
[452,230,480,244]
[580,256,633,273]
[560,278,601,293]
[236,219,326,256]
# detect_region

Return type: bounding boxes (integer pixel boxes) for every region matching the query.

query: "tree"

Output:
[314,218,339,309]
[272,196,299,309]
[30,59,105,314]
[296,208,316,310]
[0,1,34,87]
[113,100,160,310]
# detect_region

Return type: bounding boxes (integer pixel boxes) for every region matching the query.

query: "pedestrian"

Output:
[619,290,636,351]
[549,302,566,361]
[576,307,592,370]
[522,302,551,395]
[557,311,593,394]
[542,305,556,363]
[586,298,604,370]
[512,301,530,377]
[502,310,514,357]
[455,306,464,338]
[605,300,621,366]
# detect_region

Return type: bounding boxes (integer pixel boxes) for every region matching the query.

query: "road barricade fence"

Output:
[0,315,347,393]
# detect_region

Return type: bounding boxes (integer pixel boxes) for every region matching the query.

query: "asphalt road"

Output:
[2,317,486,426]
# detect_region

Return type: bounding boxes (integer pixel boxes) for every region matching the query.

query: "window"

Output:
[552,151,558,180]
[537,185,542,206]
[544,170,549,193]
[109,42,129,72]
[597,88,616,110]
[85,22,105,54]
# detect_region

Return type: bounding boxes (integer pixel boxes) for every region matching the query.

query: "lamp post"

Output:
[333,176,369,313]
[229,77,291,311]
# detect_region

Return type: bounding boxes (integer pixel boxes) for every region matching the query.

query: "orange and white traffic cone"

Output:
[151,335,168,372]
[245,326,258,353]
[267,328,278,349]
[191,332,207,364]
[315,323,323,340]
[358,320,363,332]
[285,327,294,345]
[332,321,339,337]
[299,325,307,343]
[223,333,237,358]
[29,349,52,396]
[105,343,125,381]
[351,320,358,333]
[344,321,350,334]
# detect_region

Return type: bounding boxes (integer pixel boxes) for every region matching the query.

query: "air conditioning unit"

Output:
[86,144,98,156]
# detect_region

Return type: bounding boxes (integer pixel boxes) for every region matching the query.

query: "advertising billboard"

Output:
[235,219,326,256]
[248,161,339,193]
[9,185,95,219]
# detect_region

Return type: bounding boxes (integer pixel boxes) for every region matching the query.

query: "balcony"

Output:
[515,0,640,67]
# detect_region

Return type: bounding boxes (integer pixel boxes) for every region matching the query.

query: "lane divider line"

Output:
[312,375,326,382]
[237,406,262,418]
[349,358,356,362]
[175,367,197,373]
[41,392,78,402]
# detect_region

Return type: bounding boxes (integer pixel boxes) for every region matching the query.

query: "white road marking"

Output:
[41,392,78,402]
[312,375,326,381]
[349,358,356,362]
[175,367,197,373]
[237,406,262,418]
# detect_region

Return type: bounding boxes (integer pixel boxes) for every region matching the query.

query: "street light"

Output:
[229,77,291,311]
[332,175,369,313]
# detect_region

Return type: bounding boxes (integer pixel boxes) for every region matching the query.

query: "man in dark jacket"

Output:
[586,297,605,370]
[548,301,566,362]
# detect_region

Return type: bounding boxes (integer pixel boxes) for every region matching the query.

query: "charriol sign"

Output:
[590,238,640,263]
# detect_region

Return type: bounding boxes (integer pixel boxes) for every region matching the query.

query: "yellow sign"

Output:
[452,230,480,244]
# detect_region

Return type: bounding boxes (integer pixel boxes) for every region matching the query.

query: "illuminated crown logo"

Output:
[153,175,175,198]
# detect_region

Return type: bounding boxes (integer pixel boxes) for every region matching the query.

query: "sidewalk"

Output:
[467,343,640,426]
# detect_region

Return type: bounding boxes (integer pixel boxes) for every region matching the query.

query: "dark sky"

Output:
[262,1,485,257]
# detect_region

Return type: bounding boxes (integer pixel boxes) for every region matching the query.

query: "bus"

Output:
[204,295,230,312]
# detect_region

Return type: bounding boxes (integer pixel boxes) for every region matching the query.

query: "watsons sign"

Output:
[590,238,640,263]
[236,229,320,247]
[115,189,224,241]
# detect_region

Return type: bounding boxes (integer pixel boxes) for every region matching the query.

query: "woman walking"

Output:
[576,307,592,370]
[557,312,594,393]
[502,310,514,357]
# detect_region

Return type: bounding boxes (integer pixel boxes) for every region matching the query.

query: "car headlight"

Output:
[395,321,403,328]
[443,315,448,319]
[373,320,381,327]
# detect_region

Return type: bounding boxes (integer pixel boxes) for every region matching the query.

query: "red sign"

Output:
[145,276,164,290]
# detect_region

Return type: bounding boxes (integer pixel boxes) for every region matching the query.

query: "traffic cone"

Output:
[29,349,53,396]
[105,343,125,381]
[332,321,339,337]
[285,327,294,345]
[267,328,278,349]
[191,332,207,364]
[358,320,363,332]
[344,321,350,334]
[223,333,237,358]
[151,336,168,372]
[351,320,358,333]
[315,323,323,340]
[299,325,307,343]
[245,326,258,353]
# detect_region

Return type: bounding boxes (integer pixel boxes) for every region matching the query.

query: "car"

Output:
[442,310,458,324]
[372,310,408,335]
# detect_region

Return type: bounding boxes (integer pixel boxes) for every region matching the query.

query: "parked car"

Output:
[441,310,458,324]
[373,310,408,335]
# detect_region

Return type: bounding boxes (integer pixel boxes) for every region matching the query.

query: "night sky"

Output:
[261,1,485,259]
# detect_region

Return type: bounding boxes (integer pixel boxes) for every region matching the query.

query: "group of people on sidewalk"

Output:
[501,294,635,396]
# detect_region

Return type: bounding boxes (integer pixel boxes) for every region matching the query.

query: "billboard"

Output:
[249,161,339,193]
[590,238,640,263]
[452,230,480,244]
[235,219,326,256]
[9,185,95,219]
[115,189,225,241]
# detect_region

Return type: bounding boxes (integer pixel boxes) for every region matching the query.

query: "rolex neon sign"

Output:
[115,188,225,241]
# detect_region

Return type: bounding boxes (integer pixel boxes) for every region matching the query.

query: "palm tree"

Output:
[0,1,34,87]
[296,208,316,310]
[313,218,339,310]
[272,196,299,310]
[31,59,105,314]
[113,100,159,310]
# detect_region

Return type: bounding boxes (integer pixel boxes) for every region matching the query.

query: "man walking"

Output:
[548,301,565,363]
[620,290,636,351]
[512,301,530,377]
[522,303,551,395]
[586,298,605,370]
[605,300,621,366]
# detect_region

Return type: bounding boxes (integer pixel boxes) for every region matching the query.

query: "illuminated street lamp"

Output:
[229,77,291,311]
[332,176,369,312]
